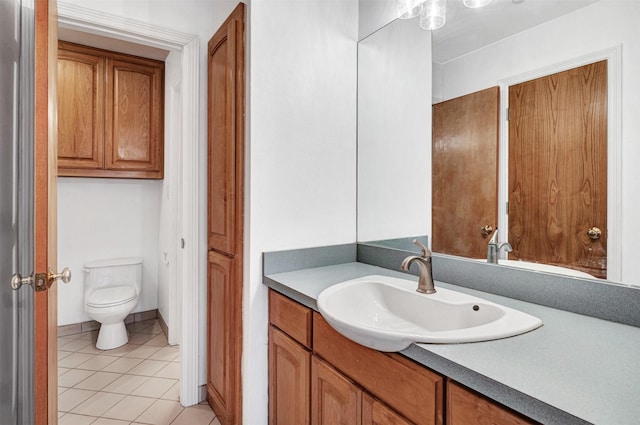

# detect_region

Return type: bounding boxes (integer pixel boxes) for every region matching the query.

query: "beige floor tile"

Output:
[159,381,179,401]
[71,391,125,417]
[102,394,156,421]
[59,350,74,360]
[102,356,144,373]
[102,374,149,395]
[92,418,132,425]
[154,362,180,379]
[127,322,153,333]
[77,344,107,355]
[59,353,96,368]
[125,345,162,359]
[58,369,95,388]
[128,333,154,345]
[147,323,164,335]
[128,359,169,376]
[103,343,141,356]
[136,399,183,425]
[60,339,93,352]
[58,388,96,412]
[149,346,180,362]
[58,412,97,425]
[211,417,221,425]
[75,330,99,341]
[143,333,168,347]
[58,386,68,396]
[74,371,122,391]
[76,354,118,371]
[131,377,177,398]
[58,337,77,349]
[59,367,71,377]
[170,404,215,425]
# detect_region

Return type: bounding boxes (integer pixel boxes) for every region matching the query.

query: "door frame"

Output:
[497,45,622,282]
[56,2,202,405]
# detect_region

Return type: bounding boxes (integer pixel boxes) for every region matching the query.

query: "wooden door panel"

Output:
[35,0,58,423]
[57,45,104,169]
[269,326,311,425]
[508,61,607,278]
[105,57,164,176]
[208,22,236,254]
[311,357,361,425]
[206,5,245,424]
[432,86,500,258]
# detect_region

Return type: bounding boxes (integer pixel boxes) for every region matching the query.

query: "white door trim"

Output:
[498,45,622,282]
[57,1,201,406]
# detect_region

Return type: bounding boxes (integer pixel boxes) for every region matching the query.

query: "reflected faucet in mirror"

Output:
[400,239,436,294]
[487,229,512,264]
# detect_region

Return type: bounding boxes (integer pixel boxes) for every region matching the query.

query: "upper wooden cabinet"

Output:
[57,41,164,179]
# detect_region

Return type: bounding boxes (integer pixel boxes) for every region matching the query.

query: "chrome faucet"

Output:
[487,229,512,264]
[400,239,436,294]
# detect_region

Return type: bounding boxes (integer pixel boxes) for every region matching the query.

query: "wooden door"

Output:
[269,326,311,425]
[105,55,164,178]
[432,87,500,258]
[57,43,104,170]
[508,61,607,278]
[311,357,362,425]
[206,4,245,425]
[362,394,411,425]
[447,381,536,425]
[35,0,58,423]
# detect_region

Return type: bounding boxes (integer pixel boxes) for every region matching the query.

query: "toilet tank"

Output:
[83,258,143,297]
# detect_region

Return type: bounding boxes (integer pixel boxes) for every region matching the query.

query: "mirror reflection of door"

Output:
[432,86,499,258]
[508,60,607,278]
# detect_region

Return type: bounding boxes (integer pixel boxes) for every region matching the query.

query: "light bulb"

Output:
[463,0,492,8]
[397,0,424,19]
[419,0,447,30]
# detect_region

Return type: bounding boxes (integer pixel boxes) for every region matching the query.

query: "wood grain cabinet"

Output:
[268,290,441,425]
[57,41,164,179]
[268,290,542,425]
[447,381,537,425]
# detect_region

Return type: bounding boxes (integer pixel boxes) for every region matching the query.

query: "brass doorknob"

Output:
[481,225,494,236]
[587,227,602,240]
[49,267,72,284]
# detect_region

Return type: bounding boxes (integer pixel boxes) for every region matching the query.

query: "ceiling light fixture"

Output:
[397,0,424,19]
[463,0,493,8]
[419,0,447,30]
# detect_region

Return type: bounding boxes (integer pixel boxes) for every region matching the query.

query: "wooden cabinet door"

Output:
[57,43,104,171]
[312,357,362,425]
[508,61,607,278]
[105,56,164,178]
[432,86,500,258]
[447,381,536,425]
[269,326,311,425]
[362,394,412,425]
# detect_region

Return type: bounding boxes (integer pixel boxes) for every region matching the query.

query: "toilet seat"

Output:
[87,285,137,308]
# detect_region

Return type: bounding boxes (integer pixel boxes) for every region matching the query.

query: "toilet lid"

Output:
[87,286,137,308]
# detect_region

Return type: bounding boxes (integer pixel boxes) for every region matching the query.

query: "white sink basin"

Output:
[317,275,542,352]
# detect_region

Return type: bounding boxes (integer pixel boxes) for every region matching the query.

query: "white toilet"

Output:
[83,257,143,350]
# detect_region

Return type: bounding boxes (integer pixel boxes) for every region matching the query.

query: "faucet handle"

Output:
[412,239,431,258]
[488,228,499,244]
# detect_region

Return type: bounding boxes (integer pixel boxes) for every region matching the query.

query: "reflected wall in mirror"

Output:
[357,0,640,286]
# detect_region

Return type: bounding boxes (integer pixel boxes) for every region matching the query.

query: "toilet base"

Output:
[96,321,128,350]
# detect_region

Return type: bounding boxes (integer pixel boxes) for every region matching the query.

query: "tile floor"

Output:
[58,319,219,425]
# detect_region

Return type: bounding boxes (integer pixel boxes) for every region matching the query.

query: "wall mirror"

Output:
[357,0,639,286]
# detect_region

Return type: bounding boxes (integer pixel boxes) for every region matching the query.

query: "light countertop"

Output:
[264,262,640,425]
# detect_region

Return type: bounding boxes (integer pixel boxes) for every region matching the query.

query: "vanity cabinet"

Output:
[446,381,536,425]
[57,41,164,179]
[268,290,442,425]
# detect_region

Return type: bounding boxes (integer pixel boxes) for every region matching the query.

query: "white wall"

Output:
[246,0,358,422]
[57,178,161,325]
[437,0,640,285]
[357,17,431,242]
